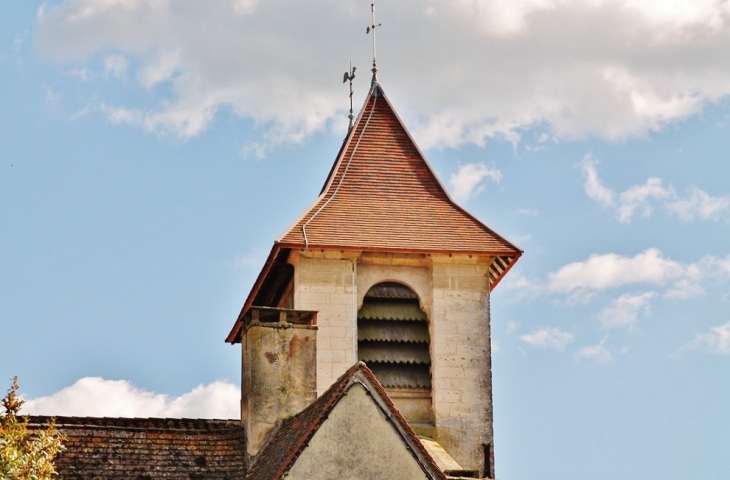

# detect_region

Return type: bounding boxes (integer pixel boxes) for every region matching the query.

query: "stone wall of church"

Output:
[290,249,494,475]
[290,250,359,394]
[285,383,430,480]
[431,253,494,474]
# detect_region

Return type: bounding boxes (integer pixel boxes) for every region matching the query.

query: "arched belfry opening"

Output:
[357,281,433,426]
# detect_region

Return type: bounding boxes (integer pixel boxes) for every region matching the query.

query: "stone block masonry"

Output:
[431,254,494,475]
[290,249,495,477]
[291,250,359,395]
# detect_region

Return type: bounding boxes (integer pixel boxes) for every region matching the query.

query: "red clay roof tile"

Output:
[278,84,521,257]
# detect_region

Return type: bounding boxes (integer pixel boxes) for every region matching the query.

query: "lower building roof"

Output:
[28,416,246,479]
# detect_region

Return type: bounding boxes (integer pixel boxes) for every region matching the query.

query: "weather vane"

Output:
[343,62,356,130]
[367,2,381,84]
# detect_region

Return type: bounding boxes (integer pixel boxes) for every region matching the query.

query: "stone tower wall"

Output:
[291,250,359,394]
[431,254,494,475]
[290,249,494,474]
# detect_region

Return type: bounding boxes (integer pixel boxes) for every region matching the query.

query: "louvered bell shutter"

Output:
[357,283,431,389]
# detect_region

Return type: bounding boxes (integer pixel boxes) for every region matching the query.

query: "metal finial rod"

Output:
[343,62,356,130]
[367,2,381,84]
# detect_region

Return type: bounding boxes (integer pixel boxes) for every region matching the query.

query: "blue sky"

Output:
[2,1,730,479]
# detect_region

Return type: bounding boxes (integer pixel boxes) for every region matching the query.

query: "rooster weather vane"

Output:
[343,64,357,130]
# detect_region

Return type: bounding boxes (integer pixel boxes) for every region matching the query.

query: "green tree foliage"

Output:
[0,377,65,479]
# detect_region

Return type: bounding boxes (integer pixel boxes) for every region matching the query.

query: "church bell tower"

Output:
[227,81,522,478]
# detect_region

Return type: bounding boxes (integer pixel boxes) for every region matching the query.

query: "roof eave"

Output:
[276,241,520,258]
[225,243,281,344]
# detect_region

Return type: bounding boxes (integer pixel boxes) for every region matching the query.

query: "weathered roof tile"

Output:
[28,416,246,479]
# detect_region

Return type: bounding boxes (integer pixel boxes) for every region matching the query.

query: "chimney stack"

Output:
[240,307,317,456]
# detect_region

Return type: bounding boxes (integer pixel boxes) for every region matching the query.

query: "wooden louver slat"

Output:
[358,320,430,343]
[357,282,431,390]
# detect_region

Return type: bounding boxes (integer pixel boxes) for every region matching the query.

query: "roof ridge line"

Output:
[301,85,381,248]
[275,85,378,245]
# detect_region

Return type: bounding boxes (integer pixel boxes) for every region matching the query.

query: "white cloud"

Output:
[69,55,128,82]
[104,54,128,79]
[617,177,674,223]
[581,155,615,207]
[547,248,686,296]
[22,377,240,419]
[537,133,552,143]
[449,162,502,201]
[34,0,730,149]
[688,321,730,355]
[667,187,730,221]
[574,337,614,364]
[100,101,217,138]
[599,292,655,328]
[520,327,574,351]
[580,157,730,222]
[137,49,183,89]
[545,249,730,301]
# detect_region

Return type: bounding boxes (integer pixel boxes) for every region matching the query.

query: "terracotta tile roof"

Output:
[246,362,446,480]
[277,83,521,258]
[226,83,522,343]
[27,416,246,479]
